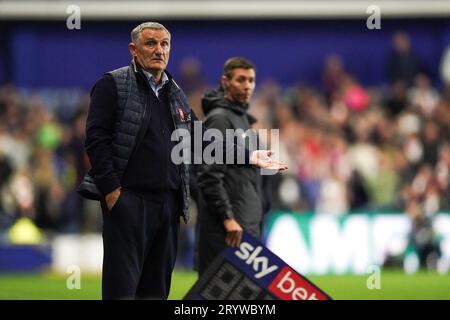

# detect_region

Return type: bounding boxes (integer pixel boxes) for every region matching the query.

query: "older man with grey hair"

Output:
[78,22,287,300]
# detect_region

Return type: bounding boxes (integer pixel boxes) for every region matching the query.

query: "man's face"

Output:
[222,68,256,105]
[129,28,170,75]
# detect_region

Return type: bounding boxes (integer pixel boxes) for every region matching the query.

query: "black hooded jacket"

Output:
[196,88,265,240]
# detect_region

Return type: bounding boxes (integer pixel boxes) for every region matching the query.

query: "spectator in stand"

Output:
[386,31,422,86]
[322,54,347,104]
[408,73,440,118]
[384,80,408,117]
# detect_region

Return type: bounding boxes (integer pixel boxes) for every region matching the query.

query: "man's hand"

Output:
[223,218,243,247]
[249,150,288,170]
[105,187,121,211]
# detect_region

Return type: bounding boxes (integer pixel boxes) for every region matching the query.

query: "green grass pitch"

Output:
[0,270,449,300]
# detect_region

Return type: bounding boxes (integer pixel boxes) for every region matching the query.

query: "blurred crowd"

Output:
[0,31,449,251]
[257,33,450,223]
[0,85,91,235]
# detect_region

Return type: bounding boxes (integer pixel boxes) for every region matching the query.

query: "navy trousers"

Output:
[100,188,181,300]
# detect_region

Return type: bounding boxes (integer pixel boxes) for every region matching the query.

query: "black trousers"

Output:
[100,188,181,300]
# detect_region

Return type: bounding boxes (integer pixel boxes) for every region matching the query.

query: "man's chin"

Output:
[143,66,166,74]
[146,63,166,71]
[239,100,250,108]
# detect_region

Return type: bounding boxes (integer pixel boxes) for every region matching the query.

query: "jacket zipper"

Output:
[169,87,187,213]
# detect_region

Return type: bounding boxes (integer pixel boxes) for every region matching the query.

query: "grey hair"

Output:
[131,22,171,44]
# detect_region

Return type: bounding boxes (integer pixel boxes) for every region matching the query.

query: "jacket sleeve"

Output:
[196,113,235,220]
[85,74,121,197]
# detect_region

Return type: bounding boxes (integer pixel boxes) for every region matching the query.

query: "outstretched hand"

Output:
[249,150,288,171]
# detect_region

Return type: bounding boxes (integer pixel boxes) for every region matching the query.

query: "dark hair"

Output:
[223,57,256,79]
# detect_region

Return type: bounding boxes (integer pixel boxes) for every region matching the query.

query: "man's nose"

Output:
[154,44,164,55]
[244,81,253,90]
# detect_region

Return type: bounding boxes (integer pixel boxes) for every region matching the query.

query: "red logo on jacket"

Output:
[178,107,185,122]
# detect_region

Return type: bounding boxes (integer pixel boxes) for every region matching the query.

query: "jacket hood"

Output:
[201,88,257,124]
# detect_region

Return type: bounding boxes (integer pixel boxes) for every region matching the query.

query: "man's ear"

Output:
[221,75,228,90]
[128,42,137,58]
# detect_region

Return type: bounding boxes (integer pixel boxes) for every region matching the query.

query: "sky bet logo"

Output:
[232,235,331,300]
[235,243,279,279]
[268,266,329,300]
